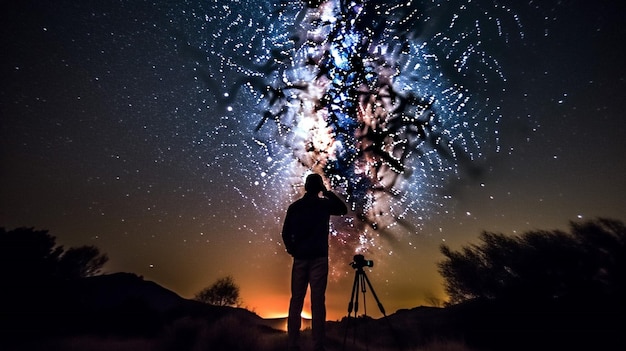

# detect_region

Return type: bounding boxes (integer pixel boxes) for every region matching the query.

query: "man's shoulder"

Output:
[288,195,321,209]
[287,197,306,210]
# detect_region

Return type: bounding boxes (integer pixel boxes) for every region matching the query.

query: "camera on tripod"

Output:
[350,254,374,269]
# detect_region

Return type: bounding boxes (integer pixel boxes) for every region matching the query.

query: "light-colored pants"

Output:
[288,257,328,351]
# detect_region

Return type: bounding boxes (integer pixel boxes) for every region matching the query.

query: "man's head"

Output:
[304,173,325,193]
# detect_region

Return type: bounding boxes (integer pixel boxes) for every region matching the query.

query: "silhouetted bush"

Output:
[438,217,626,306]
[0,227,108,285]
[438,218,626,351]
[194,275,242,307]
[0,227,109,340]
[57,245,109,279]
[0,227,62,288]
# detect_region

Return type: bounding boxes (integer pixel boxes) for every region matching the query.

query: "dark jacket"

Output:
[281,190,347,259]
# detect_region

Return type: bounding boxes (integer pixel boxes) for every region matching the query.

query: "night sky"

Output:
[1,0,625,321]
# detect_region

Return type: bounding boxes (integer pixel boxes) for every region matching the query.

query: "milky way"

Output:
[170,0,532,271]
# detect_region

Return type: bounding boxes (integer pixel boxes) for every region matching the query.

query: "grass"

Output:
[1,315,479,351]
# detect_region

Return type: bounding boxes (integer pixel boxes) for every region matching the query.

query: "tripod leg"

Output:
[359,273,367,317]
[361,271,386,316]
[343,270,360,350]
[353,272,360,317]
[347,269,359,316]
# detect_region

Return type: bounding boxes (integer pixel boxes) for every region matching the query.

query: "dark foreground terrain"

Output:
[1,273,623,351]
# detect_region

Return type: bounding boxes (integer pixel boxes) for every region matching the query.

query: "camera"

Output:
[350,254,374,269]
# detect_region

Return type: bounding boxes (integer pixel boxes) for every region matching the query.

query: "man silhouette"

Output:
[282,173,348,351]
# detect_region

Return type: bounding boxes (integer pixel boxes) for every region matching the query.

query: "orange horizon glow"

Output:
[243,292,321,321]
[246,293,447,322]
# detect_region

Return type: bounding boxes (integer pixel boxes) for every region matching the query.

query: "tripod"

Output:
[342,255,392,350]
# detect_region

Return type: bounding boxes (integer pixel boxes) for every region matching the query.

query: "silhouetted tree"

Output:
[0,227,109,286]
[58,245,109,279]
[0,227,63,286]
[437,217,626,306]
[194,275,241,307]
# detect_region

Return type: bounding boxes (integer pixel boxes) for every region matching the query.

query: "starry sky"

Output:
[1,0,625,321]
